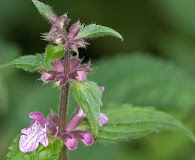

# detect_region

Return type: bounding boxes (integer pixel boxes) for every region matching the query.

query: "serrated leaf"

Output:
[71,80,102,138]
[98,104,195,143]
[32,0,54,20]
[7,135,63,160]
[0,54,44,72]
[43,45,64,69]
[90,54,195,112]
[75,24,123,40]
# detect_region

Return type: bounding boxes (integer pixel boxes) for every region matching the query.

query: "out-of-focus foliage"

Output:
[1,0,195,160]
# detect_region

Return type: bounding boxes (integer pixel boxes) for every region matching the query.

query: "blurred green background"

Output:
[1,0,195,159]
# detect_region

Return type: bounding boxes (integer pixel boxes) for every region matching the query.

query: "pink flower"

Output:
[19,112,48,153]
[44,15,88,52]
[99,113,109,127]
[41,58,91,86]
[19,86,108,153]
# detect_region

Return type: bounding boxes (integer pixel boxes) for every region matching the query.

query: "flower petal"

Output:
[72,131,94,146]
[66,108,86,132]
[46,113,59,136]
[60,133,78,150]
[99,86,105,94]
[70,58,80,71]
[52,59,64,73]
[99,113,109,127]
[68,22,82,39]
[41,72,52,82]
[76,71,86,81]
[47,113,59,126]
[19,121,48,153]
[29,112,45,125]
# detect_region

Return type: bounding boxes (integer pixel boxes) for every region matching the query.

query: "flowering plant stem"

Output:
[59,50,70,160]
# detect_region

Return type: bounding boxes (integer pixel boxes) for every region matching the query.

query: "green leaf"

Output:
[98,104,195,143]
[0,54,44,72]
[71,80,102,138]
[32,0,54,20]
[76,24,123,40]
[90,54,195,112]
[43,45,64,69]
[7,135,63,160]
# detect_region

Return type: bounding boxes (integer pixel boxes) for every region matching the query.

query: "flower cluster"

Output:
[19,87,109,153]
[43,14,88,53]
[41,57,91,86]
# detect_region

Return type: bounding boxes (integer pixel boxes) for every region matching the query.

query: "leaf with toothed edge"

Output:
[32,0,54,20]
[0,54,44,72]
[96,104,195,143]
[75,24,123,41]
[6,135,63,160]
[71,80,102,138]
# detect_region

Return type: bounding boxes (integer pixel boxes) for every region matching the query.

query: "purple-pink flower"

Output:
[19,112,48,153]
[19,86,109,153]
[41,58,91,86]
[44,14,88,52]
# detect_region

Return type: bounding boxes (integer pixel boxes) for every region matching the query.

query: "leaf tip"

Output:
[32,0,54,19]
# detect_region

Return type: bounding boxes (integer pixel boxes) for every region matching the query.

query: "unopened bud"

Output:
[68,22,82,39]
[99,86,105,94]
[70,58,80,71]
[99,113,109,127]
[52,59,64,73]
[59,15,70,28]
[44,34,58,43]
[49,15,58,25]
[50,26,61,33]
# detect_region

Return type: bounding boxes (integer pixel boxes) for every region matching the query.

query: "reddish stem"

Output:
[59,50,70,160]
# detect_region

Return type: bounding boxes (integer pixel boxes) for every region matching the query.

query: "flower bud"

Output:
[59,14,70,28]
[68,22,82,39]
[99,113,109,127]
[49,15,58,25]
[50,26,61,33]
[99,86,105,94]
[44,34,58,43]
[66,108,86,132]
[70,58,80,71]
[52,59,64,72]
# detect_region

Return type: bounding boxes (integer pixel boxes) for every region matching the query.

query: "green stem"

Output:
[59,50,70,160]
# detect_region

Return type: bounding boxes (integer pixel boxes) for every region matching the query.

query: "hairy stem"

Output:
[59,50,70,160]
